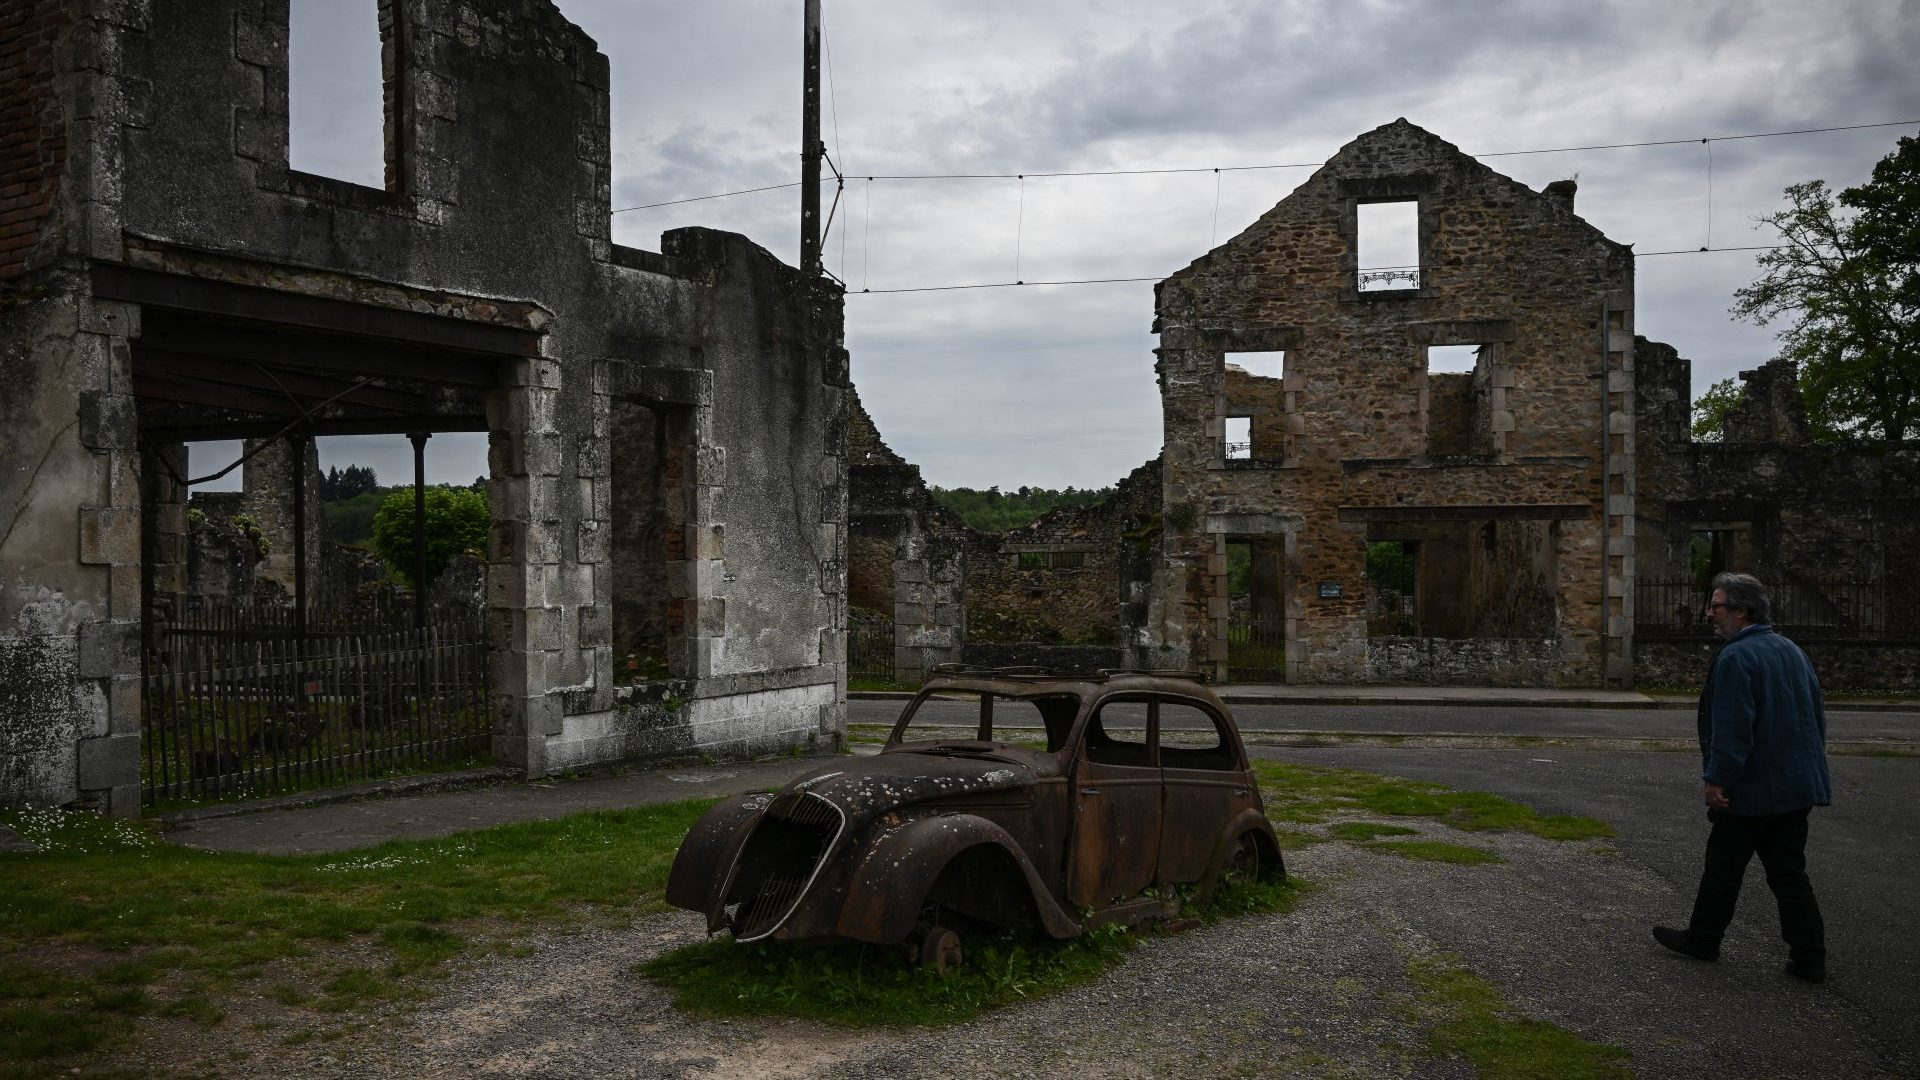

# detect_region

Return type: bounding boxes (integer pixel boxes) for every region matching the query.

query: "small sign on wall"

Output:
[1317,581,1344,599]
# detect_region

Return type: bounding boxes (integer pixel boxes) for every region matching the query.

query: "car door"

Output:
[1067,696,1161,908]
[1157,696,1254,883]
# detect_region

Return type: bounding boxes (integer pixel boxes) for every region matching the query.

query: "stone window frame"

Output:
[1407,320,1517,458]
[1203,328,1302,471]
[1338,174,1440,302]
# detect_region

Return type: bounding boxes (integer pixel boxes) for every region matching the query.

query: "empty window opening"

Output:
[1225,351,1286,381]
[1366,540,1418,636]
[1223,416,1252,459]
[1357,201,1419,291]
[289,0,385,187]
[1690,527,1751,586]
[1224,539,1286,683]
[611,399,691,683]
[1426,345,1483,374]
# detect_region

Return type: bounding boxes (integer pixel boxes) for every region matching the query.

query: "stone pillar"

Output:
[1601,293,1637,688]
[142,441,189,625]
[486,357,568,775]
[893,528,964,683]
[71,302,144,816]
[240,436,321,602]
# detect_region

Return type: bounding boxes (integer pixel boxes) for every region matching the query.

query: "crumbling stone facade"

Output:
[1152,120,1636,687]
[1,0,847,813]
[1635,345,1920,690]
[847,392,1161,676]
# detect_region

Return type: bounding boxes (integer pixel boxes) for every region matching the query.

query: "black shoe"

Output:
[1784,959,1827,984]
[1652,925,1719,962]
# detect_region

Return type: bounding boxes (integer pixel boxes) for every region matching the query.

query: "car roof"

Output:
[918,666,1227,709]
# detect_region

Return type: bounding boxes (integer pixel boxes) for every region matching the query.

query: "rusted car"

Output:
[664,667,1283,971]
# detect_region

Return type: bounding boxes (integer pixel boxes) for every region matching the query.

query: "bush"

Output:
[370,486,489,585]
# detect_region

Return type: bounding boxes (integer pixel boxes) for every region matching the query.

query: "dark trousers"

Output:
[1688,807,1825,963]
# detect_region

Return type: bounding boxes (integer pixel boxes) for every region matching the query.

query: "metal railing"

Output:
[1634,580,1908,640]
[847,609,896,684]
[1227,612,1287,683]
[142,600,489,806]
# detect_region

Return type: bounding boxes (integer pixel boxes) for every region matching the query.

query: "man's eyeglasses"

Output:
[1704,603,1731,613]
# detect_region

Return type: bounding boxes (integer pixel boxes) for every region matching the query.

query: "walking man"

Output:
[1654,571,1831,982]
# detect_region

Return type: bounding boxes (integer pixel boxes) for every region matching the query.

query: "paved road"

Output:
[850,697,1920,743]
[1259,743,1920,1072]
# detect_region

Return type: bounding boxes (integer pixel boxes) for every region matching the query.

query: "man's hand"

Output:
[1704,782,1730,810]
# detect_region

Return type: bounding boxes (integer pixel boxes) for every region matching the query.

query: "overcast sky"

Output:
[200,0,1920,493]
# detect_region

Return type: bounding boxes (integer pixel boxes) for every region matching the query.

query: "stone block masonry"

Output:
[1,0,847,813]
[1152,120,1635,688]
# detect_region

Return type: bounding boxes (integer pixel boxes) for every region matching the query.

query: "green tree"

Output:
[370,486,489,585]
[1732,133,1920,441]
[319,463,379,500]
[1689,377,1745,442]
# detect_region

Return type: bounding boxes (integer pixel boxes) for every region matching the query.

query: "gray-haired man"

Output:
[1653,572,1831,983]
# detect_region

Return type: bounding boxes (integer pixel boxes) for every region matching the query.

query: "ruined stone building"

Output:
[1634,349,1920,688]
[1,0,848,814]
[1151,120,1636,687]
[848,119,1913,692]
[847,391,1158,679]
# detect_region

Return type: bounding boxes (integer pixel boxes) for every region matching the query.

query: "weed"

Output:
[642,877,1304,1026]
[1369,841,1504,865]
[1253,761,1614,841]
[1327,822,1419,842]
[1406,953,1630,1078]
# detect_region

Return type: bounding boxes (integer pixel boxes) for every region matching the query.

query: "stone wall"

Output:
[964,458,1161,649]
[0,0,847,812]
[1153,119,1635,687]
[847,391,1163,678]
[1632,345,1920,690]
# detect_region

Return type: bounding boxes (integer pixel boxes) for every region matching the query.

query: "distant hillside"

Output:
[929,485,1112,533]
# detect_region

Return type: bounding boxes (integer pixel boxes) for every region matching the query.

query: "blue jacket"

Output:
[1697,624,1831,816]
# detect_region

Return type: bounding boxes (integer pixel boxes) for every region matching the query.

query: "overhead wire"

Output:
[848,246,1790,296]
[614,119,1918,209]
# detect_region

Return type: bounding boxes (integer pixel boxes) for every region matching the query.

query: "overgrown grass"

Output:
[641,875,1307,1027]
[1254,761,1614,842]
[1406,953,1631,1078]
[1370,840,1505,865]
[0,798,716,1076]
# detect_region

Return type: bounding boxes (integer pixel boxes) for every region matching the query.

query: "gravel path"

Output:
[135,814,1910,1079]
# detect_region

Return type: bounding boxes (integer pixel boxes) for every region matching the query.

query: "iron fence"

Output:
[847,609,896,685]
[1227,612,1287,683]
[1634,580,1907,640]
[142,600,489,806]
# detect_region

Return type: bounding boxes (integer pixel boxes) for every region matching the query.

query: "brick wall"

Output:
[0,0,69,279]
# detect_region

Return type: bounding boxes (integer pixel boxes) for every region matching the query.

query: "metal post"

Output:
[409,431,429,631]
[291,433,309,643]
[801,0,822,277]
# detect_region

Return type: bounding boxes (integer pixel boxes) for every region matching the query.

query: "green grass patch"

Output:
[644,876,1305,1027]
[0,797,717,1074]
[1254,761,1613,842]
[1407,953,1630,1078]
[1327,822,1419,842]
[1370,840,1504,865]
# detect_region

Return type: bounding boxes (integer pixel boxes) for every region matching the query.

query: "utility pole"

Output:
[801,0,822,277]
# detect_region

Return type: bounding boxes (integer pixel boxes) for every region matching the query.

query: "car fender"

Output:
[833,814,1082,943]
[664,791,774,929]
[1193,808,1285,904]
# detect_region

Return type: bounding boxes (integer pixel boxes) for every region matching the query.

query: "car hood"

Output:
[772,751,1038,818]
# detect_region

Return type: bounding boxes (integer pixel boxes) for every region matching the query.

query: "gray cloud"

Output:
[282,0,1920,489]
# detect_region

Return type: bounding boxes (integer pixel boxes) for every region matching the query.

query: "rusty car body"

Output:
[664,668,1283,967]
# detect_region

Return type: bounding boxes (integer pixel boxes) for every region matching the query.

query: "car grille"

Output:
[727,791,844,941]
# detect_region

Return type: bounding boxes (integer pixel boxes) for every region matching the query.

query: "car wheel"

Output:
[918,925,963,976]
[1221,831,1260,886]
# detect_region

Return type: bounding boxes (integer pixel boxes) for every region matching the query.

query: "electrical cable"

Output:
[847,247,1789,296]
[615,119,1918,209]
